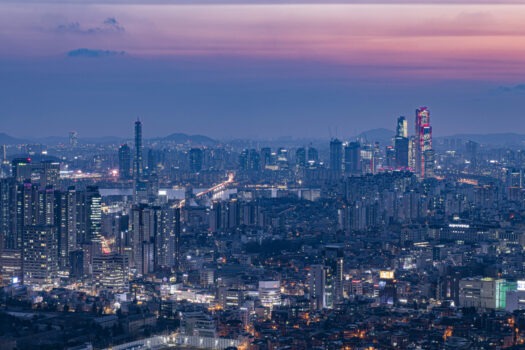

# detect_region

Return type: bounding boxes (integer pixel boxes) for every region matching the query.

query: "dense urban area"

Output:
[3,108,525,349]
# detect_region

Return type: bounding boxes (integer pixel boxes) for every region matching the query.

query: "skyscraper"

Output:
[396,116,408,138]
[330,139,343,177]
[309,264,327,310]
[118,144,132,180]
[344,142,361,175]
[394,116,409,169]
[415,107,433,178]
[22,225,58,286]
[0,178,17,249]
[134,119,143,181]
[69,131,78,148]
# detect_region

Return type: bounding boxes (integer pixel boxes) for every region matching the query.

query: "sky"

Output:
[1,0,525,139]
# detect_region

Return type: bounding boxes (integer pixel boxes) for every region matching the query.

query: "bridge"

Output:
[104,333,245,350]
[174,172,235,209]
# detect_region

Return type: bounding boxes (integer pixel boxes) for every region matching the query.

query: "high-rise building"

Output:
[344,142,361,175]
[131,204,161,275]
[394,116,410,169]
[189,148,203,173]
[22,225,58,286]
[415,107,433,177]
[379,270,397,306]
[395,137,409,169]
[396,116,408,138]
[56,186,78,269]
[465,140,479,168]
[239,149,260,172]
[330,139,343,177]
[385,146,396,168]
[92,252,129,291]
[156,206,180,270]
[134,119,143,181]
[325,245,344,305]
[40,161,60,188]
[258,280,281,309]
[309,264,326,310]
[69,131,78,148]
[75,186,102,258]
[0,178,17,249]
[118,144,132,180]
[307,147,319,164]
[12,158,32,183]
[295,148,306,168]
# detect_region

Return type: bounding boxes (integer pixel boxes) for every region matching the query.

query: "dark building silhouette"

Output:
[118,144,132,180]
[329,138,343,177]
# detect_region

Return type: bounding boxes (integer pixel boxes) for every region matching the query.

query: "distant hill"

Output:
[0,133,27,145]
[160,133,218,146]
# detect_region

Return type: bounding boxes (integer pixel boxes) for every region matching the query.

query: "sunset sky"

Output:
[1,0,525,139]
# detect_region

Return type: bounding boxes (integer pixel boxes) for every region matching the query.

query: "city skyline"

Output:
[2,1,525,138]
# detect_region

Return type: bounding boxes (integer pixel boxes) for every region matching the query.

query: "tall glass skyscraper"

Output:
[415,107,433,178]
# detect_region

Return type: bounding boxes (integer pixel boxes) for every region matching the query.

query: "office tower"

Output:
[330,139,343,177]
[395,137,409,169]
[69,250,84,279]
[40,161,60,188]
[260,147,272,169]
[344,142,361,175]
[394,116,410,169]
[415,107,433,177]
[175,207,181,271]
[325,245,344,305]
[156,206,180,269]
[0,249,22,284]
[69,131,78,148]
[1,145,9,177]
[307,147,319,164]
[118,144,132,180]
[0,178,17,249]
[189,148,203,173]
[465,140,479,168]
[131,204,161,275]
[408,136,416,170]
[276,148,289,169]
[424,149,435,177]
[309,264,326,310]
[92,252,129,291]
[378,270,397,306]
[258,280,281,309]
[12,157,32,183]
[385,146,396,168]
[22,225,58,286]
[77,186,102,250]
[295,148,306,167]
[396,116,408,138]
[56,186,78,269]
[239,149,260,172]
[134,119,143,181]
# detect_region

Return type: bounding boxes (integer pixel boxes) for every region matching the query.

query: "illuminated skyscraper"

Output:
[22,225,58,286]
[394,116,409,169]
[415,107,433,177]
[396,116,408,138]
